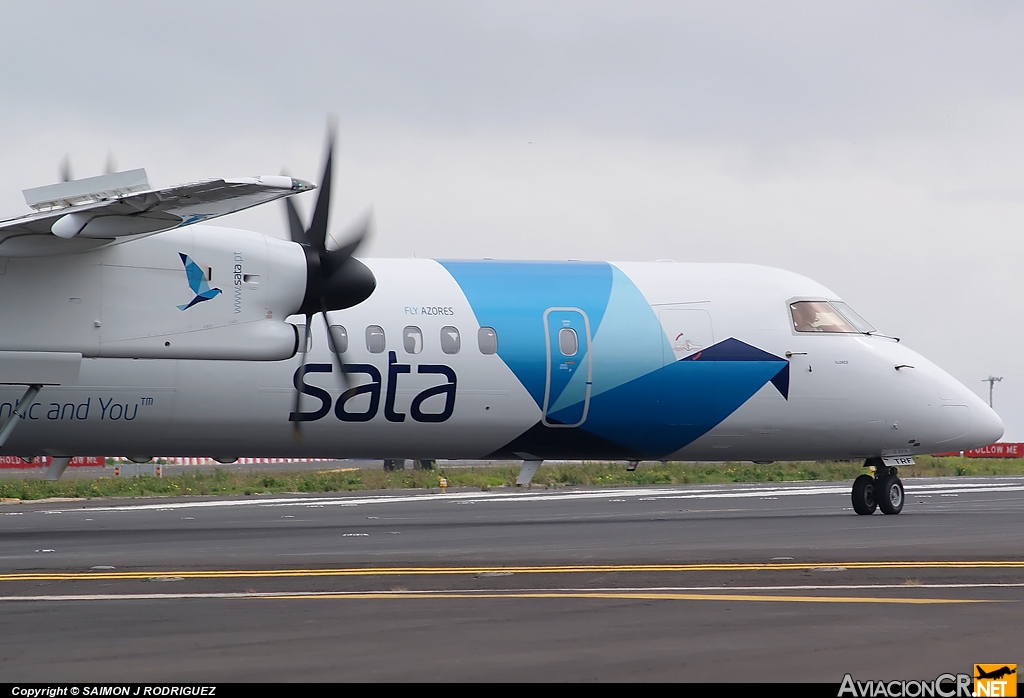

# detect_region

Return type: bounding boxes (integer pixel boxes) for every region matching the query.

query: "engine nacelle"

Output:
[0,225,308,360]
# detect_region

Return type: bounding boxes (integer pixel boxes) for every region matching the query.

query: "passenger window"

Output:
[790,301,859,333]
[327,325,348,354]
[403,326,423,354]
[297,324,312,352]
[558,328,578,356]
[440,326,461,354]
[478,327,498,355]
[366,325,386,353]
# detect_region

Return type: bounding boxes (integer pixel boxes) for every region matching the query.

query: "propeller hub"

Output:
[321,256,376,311]
[298,248,375,316]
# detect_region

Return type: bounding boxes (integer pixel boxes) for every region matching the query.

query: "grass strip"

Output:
[0,456,1022,501]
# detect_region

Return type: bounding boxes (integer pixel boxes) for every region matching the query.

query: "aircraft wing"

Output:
[0,169,314,255]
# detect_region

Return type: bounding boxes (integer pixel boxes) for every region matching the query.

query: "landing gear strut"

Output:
[852,458,904,515]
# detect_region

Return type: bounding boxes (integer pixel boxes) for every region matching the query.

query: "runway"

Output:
[1,476,1022,682]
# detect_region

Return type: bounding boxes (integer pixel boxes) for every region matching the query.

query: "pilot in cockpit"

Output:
[790,301,821,332]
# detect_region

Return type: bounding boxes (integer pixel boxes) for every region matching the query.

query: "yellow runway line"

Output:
[0,589,999,604]
[1,560,1023,582]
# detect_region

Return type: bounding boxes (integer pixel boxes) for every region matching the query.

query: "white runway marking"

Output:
[1,582,1021,603]
[25,477,1024,515]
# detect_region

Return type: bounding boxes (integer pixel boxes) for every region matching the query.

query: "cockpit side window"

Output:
[790,301,860,333]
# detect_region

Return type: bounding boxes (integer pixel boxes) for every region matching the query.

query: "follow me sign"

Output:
[933,442,1024,458]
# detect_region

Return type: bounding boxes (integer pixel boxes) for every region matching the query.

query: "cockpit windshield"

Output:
[790,300,875,334]
[831,301,875,333]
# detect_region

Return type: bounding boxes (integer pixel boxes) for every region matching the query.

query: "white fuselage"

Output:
[0,244,1002,462]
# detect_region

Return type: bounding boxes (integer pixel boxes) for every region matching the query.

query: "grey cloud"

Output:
[4,2,1024,142]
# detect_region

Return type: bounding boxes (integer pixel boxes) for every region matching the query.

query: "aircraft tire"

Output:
[852,474,877,515]
[877,474,904,515]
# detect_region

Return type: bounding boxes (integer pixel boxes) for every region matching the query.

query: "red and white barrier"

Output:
[0,456,336,469]
[159,457,336,466]
[0,456,104,469]
[932,442,1024,458]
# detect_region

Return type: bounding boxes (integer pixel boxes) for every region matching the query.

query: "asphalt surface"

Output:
[1,476,1022,682]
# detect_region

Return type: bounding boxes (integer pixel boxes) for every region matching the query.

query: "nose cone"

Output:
[972,401,1005,448]
[874,339,1005,453]
[934,370,1005,450]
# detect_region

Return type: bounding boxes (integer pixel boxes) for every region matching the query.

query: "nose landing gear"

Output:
[852,458,904,515]
[876,470,905,515]
[852,474,877,515]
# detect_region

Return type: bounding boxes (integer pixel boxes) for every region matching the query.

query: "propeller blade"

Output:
[321,304,351,392]
[59,155,73,183]
[328,207,373,260]
[288,118,378,318]
[104,151,118,175]
[284,196,308,245]
[306,125,335,253]
[290,314,313,439]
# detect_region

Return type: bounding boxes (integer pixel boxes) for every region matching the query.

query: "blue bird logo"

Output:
[177,253,223,311]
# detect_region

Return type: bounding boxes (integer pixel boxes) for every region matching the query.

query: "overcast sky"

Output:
[3,2,1024,439]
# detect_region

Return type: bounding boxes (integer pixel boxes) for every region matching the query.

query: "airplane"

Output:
[0,132,1003,516]
[975,666,1016,681]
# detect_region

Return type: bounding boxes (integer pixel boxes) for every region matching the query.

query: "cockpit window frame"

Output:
[787,297,872,336]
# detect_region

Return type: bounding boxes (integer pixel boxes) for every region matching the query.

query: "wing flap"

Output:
[0,172,314,254]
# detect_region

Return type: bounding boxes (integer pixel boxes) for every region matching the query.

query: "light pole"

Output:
[983,376,1003,409]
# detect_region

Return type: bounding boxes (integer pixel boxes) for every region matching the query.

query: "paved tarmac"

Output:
[1,476,1022,682]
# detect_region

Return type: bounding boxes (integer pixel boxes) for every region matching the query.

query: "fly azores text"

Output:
[290,351,457,424]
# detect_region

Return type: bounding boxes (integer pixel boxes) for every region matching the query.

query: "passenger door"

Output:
[542,307,592,427]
